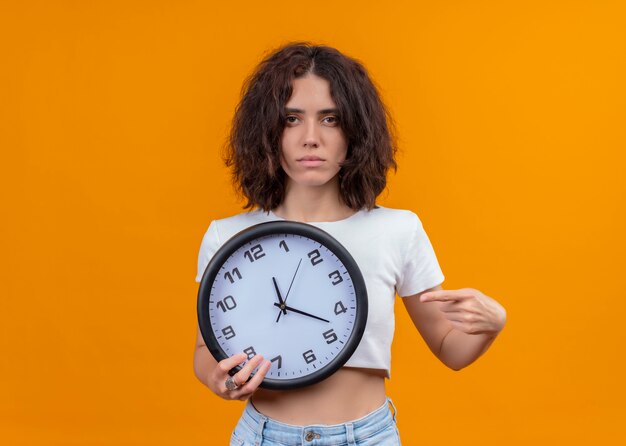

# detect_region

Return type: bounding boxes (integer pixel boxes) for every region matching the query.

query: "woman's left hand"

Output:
[419,288,506,335]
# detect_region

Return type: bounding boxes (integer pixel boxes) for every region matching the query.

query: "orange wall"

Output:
[1,1,625,444]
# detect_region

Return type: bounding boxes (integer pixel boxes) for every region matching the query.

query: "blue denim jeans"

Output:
[229,398,401,445]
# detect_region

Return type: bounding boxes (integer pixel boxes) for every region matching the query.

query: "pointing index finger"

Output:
[420,289,473,303]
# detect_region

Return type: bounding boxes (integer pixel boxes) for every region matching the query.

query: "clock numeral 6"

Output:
[307,249,323,266]
[216,295,237,312]
[328,270,343,285]
[244,244,265,262]
[334,300,348,315]
[303,349,317,364]
[322,329,338,344]
[243,346,256,360]
[224,267,242,284]
[221,325,236,340]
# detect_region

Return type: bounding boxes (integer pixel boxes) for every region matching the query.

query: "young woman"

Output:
[194,42,506,445]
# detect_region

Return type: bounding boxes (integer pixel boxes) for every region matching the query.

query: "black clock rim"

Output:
[197,220,368,390]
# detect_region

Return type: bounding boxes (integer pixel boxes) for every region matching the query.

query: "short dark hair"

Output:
[224,42,397,211]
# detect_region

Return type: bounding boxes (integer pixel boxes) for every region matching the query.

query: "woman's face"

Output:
[280,73,348,191]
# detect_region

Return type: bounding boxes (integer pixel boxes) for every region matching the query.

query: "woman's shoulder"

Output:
[207,209,278,242]
[212,208,273,225]
[340,206,426,245]
[364,205,423,227]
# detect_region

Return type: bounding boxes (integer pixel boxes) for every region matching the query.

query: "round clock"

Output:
[197,220,368,390]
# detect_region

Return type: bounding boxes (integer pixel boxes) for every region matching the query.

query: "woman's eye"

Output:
[323,116,339,125]
[286,116,298,124]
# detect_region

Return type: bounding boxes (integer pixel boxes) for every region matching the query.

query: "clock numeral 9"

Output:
[307,249,323,266]
[224,267,242,284]
[216,295,237,312]
[243,346,256,360]
[334,300,348,315]
[322,329,337,344]
[303,349,317,364]
[244,244,265,262]
[328,270,343,285]
[221,325,236,340]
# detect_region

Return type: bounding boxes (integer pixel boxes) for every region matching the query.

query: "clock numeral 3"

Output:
[270,355,282,369]
[322,329,338,344]
[328,270,343,285]
[221,325,236,340]
[243,346,256,360]
[216,295,237,312]
[244,244,265,262]
[224,267,242,284]
[307,249,323,266]
[334,300,348,315]
[303,349,317,364]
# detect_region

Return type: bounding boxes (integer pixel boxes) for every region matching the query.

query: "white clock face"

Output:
[198,222,367,389]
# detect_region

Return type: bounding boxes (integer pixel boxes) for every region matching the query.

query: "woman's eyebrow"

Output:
[285,107,339,115]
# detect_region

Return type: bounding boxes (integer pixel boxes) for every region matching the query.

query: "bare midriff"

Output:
[250,367,388,425]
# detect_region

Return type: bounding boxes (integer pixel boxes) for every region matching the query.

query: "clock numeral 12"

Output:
[328,270,343,285]
[216,295,237,312]
[303,349,317,364]
[224,267,242,284]
[244,244,265,262]
[322,329,337,344]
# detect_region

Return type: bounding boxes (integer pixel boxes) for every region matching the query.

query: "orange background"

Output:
[1,1,625,444]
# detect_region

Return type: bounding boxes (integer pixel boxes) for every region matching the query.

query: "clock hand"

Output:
[277,258,302,323]
[284,258,302,302]
[273,303,330,323]
[272,277,287,320]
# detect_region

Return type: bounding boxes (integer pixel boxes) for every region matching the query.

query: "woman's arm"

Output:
[402,285,506,370]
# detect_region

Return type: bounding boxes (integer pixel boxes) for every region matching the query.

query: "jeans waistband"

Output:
[241,397,397,444]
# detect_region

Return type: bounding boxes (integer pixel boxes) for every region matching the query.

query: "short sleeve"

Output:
[396,213,445,297]
[195,221,221,283]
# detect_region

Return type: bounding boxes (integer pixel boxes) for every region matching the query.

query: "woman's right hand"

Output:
[209,353,271,401]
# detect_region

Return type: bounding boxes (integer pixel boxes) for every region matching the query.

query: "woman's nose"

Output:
[303,120,320,148]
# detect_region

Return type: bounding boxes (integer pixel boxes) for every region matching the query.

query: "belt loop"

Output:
[387,397,398,423]
[254,415,267,446]
[345,422,356,445]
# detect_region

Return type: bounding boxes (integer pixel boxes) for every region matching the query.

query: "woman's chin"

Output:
[287,175,340,190]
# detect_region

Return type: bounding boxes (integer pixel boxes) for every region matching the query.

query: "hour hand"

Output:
[273,303,330,323]
[272,277,287,316]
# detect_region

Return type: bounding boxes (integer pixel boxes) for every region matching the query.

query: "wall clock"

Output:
[197,221,368,390]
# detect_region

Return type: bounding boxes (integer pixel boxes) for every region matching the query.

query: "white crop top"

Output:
[195,206,445,378]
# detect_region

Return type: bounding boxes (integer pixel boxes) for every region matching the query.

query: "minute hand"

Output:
[273,303,330,323]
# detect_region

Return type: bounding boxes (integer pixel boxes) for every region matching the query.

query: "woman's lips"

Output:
[297,156,325,167]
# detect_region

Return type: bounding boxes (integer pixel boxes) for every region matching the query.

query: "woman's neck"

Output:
[273,180,355,223]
